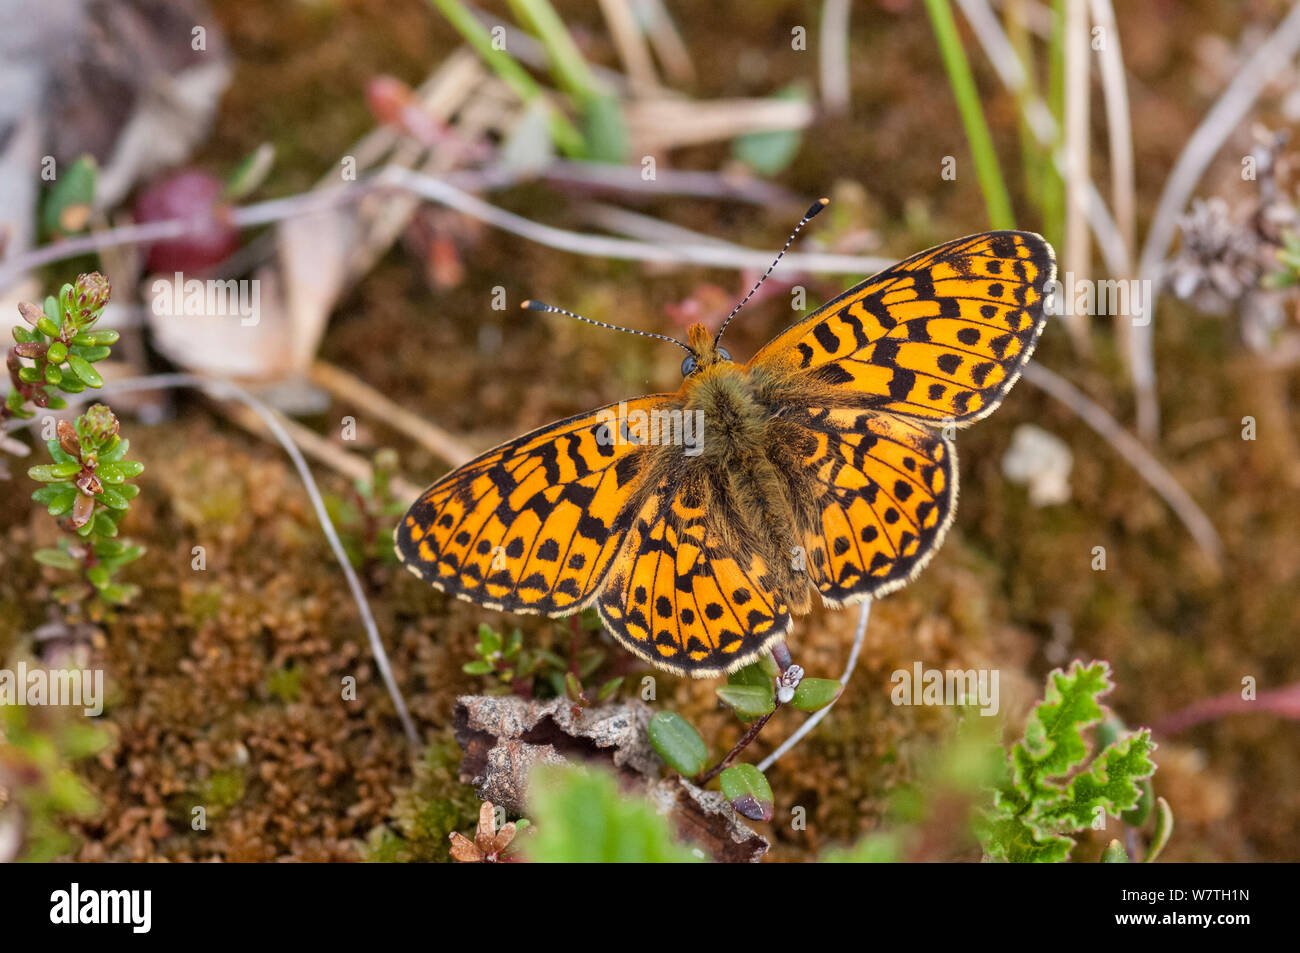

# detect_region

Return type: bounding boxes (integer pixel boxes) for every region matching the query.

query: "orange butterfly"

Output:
[397,215,1055,678]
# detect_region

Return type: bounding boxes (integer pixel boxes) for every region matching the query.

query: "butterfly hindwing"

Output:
[750,231,1055,424]
[395,396,669,614]
[597,475,792,677]
[788,406,957,605]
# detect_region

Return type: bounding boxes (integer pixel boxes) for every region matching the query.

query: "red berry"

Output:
[135,170,239,273]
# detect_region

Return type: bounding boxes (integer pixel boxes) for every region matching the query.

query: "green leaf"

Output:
[43,488,79,517]
[91,511,118,537]
[66,355,102,387]
[977,660,1160,864]
[69,345,111,363]
[41,155,97,238]
[647,711,708,777]
[96,485,130,510]
[477,624,502,655]
[821,832,904,863]
[1033,730,1157,834]
[462,660,494,675]
[730,83,808,175]
[97,460,143,484]
[727,662,771,689]
[1144,797,1174,863]
[596,676,623,701]
[28,462,80,482]
[715,684,776,720]
[87,565,112,588]
[97,583,139,605]
[100,437,128,463]
[1101,840,1129,863]
[33,548,80,570]
[524,764,703,862]
[72,329,119,347]
[791,677,842,712]
[719,764,774,822]
[46,341,68,363]
[580,94,628,163]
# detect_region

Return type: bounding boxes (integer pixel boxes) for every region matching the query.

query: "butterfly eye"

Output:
[718,347,731,362]
[680,354,698,376]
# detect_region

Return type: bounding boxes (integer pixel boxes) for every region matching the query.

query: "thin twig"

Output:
[1088,0,1137,373]
[1062,0,1092,353]
[758,598,870,772]
[1133,0,1300,440]
[696,709,779,786]
[598,0,661,95]
[0,166,891,286]
[309,360,475,469]
[955,0,1129,276]
[5,373,421,746]
[214,399,423,505]
[819,0,852,115]
[1020,362,1223,567]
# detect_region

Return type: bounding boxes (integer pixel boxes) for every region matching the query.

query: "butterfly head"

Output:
[681,322,733,376]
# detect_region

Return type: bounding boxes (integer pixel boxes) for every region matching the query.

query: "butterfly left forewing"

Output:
[783,406,957,605]
[596,474,792,677]
[396,395,670,615]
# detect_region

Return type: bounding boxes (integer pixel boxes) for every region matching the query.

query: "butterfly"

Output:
[396,219,1055,678]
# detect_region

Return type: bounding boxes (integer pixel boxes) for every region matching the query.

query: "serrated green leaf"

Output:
[647,711,708,777]
[1101,839,1130,862]
[1033,730,1157,834]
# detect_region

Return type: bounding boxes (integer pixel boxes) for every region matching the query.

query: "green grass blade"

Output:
[923,0,1016,229]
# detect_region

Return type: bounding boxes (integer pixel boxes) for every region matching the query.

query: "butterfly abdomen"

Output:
[682,363,811,614]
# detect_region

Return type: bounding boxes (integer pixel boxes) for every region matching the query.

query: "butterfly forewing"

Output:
[396,395,669,614]
[749,231,1055,424]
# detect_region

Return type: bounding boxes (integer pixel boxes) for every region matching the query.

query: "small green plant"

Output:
[977,660,1158,862]
[524,763,702,863]
[0,702,112,862]
[324,448,407,570]
[4,273,116,421]
[646,656,840,822]
[463,613,623,703]
[28,405,145,609]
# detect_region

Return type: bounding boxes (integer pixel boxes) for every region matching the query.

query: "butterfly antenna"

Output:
[714,197,829,347]
[522,299,692,354]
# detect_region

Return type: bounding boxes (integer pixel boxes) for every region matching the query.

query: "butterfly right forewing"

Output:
[750,230,1055,425]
